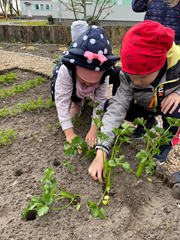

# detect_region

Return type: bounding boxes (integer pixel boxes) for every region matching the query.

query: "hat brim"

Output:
[69,48,120,61]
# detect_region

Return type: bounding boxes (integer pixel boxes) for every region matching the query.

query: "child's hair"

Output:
[147,0,180,6]
[166,0,180,6]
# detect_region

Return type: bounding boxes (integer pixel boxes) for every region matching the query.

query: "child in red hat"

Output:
[88,20,180,183]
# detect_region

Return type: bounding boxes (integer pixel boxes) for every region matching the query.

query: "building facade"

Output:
[20,0,145,25]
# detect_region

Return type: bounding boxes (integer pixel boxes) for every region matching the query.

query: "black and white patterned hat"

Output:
[61,25,120,72]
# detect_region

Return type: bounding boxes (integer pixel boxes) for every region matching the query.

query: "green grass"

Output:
[112,45,121,56]
[18,21,49,25]
[0,19,25,22]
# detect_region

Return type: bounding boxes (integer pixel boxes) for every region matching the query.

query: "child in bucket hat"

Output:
[53,25,119,147]
[89,20,180,183]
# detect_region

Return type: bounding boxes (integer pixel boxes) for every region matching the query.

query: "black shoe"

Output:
[153,145,172,165]
[133,117,160,139]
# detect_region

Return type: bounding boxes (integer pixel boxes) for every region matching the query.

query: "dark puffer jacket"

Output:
[132,0,180,44]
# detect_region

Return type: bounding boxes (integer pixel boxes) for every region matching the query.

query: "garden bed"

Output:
[0,42,65,59]
[0,67,180,240]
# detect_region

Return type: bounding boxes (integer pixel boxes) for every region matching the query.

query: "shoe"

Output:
[152,145,172,165]
[70,101,84,118]
[133,117,160,139]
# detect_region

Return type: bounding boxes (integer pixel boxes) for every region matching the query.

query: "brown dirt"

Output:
[0,42,66,59]
[0,68,180,240]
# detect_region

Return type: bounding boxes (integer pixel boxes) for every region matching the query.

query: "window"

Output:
[35,4,39,10]
[40,4,44,10]
[46,5,50,10]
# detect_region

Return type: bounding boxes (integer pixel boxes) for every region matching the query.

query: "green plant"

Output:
[0,77,45,98]
[71,113,86,126]
[21,167,106,219]
[88,101,133,195]
[0,73,17,85]
[63,135,96,172]
[46,123,61,131]
[22,167,81,218]
[15,97,55,112]
[96,119,133,195]
[0,97,55,118]
[133,117,180,178]
[31,131,35,137]
[0,129,19,146]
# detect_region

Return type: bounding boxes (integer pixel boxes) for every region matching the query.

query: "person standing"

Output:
[132,0,180,44]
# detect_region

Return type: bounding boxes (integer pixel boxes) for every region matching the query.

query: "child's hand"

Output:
[85,124,98,148]
[88,149,106,183]
[64,128,82,154]
[64,128,77,143]
[161,93,180,114]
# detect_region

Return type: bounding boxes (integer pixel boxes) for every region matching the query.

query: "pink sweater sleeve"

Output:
[55,64,74,131]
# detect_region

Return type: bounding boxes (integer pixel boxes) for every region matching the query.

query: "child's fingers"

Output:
[98,170,103,184]
[89,136,97,148]
[169,102,178,114]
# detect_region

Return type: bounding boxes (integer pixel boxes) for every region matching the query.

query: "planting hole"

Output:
[68,196,81,205]
[25,210,37,221]
[14,169,23,176]
[53,160,60,167]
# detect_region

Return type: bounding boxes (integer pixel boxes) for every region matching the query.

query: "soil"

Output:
[0,49,180,240]
[0,42,66,59]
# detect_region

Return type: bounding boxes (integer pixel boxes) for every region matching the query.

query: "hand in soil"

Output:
[88,149,106,183]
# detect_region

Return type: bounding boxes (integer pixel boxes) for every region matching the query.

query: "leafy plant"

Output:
[0,73,17,85]
[96,119,133,194]
[0,97,55,118]
[0,129,19,146]
[133,117,180,178]
[46,123,61,131]
[0,77,45,98]
[15,97,55,112]
[88,101,133,195]
[22,167,101,219]
[63,135,96,172]
[21,167,83,219]
[71,113,86,126]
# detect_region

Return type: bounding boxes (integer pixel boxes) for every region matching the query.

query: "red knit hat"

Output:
[120,20,175,75]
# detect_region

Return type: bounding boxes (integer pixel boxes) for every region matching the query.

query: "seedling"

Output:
[0,73,17,85]
[133,117,180,178]
[71,113,86,126]
[46,123,61,131]
[0,129,19,146]
[0,97,55,118]
[31,131,35,137]
[89,101,133,195]
[95,119,133,195]
[0,77,45,98]
[63,135,96,172]
[21,167,105,219]
[21,167,82,218]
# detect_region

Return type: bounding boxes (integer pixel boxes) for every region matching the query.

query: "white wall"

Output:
[59,2,145,23]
